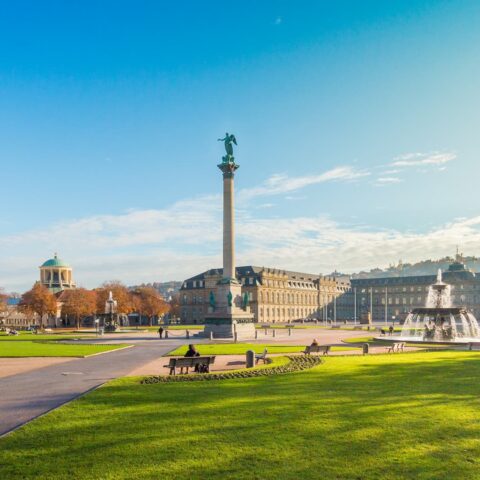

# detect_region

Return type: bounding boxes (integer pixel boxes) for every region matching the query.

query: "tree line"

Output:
[10,281,174,329]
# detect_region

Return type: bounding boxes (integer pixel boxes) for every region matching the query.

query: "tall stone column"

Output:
[203,134,255,339]
[221,166,237,280]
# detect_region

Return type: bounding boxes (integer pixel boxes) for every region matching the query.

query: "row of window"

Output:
[357,284,473,294]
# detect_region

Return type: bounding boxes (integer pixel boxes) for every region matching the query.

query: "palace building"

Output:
[180,266,352,324]
[350,256,480,322]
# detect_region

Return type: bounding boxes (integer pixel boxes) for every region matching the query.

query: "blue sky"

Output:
[1,0,480,291]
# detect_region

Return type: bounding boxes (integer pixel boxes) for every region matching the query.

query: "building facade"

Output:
[350,259,480,322]
[39,254,76,294]
[180,266,352,324]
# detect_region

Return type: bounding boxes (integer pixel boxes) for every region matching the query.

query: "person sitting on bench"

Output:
[185,344,201,372]
[310,339,319,347]
[185,344,200,357]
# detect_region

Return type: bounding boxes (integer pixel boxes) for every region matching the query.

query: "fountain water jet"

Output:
[386,269,480,344]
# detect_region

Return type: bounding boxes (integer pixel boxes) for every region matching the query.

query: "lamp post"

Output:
[354,287,357,325]
[94,318,99,336]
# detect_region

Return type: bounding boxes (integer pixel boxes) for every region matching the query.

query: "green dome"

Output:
[41,254,70,268]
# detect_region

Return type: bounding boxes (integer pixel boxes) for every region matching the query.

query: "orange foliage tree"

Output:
[19,283,57,327]
[132,287,170,326]
[61,288,97,329]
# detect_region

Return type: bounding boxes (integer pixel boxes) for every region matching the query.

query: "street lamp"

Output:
[94,318,100,336]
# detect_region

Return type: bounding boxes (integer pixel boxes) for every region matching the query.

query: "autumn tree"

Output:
[169,293,181,320]
[0,289,7,310]
[132,286,170,326]
[60,288,97,329]
[95,281,135,315]
[19,283,57,327]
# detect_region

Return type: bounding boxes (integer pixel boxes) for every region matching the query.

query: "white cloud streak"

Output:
[391,152,456,168]
[239,166,369,200]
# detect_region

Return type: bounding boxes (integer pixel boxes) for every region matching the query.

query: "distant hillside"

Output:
[348,255,479,279]
[129,281,182,299]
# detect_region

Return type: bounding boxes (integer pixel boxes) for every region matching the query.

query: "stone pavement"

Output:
[0,357,75,379]
[0,339,186,436]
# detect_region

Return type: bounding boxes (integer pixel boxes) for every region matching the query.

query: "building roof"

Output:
[181,266,346,290]
[351,260,477,287]
[40,254,70,268]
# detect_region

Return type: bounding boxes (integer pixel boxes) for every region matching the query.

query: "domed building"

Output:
[39,254,76,293]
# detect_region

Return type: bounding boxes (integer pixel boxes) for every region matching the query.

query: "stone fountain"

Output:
[390,269,480,343]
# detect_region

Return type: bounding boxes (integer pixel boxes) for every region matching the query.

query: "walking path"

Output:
[0,339,185,436]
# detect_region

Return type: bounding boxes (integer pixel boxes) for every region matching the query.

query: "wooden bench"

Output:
[468,342,480,351]
[353,326,363,330]
[255,348,268,364]
[164,356,216,375]
[303,345,331,356]
[386,342,405,353]
[330,326,341,329]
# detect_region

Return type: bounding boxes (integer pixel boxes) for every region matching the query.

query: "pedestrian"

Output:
[158,326,164,339]
[389,325,394,336]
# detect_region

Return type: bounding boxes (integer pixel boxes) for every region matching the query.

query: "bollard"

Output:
[165,330,169,339]
[288,327,291,336]
[246,350,255,368]
[255,330,258,339]
[363,343,369,355]
[209,331,214,340]
[186,330,190,339]
[272,329,276,338]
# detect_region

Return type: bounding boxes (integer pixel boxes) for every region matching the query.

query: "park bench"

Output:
[468,342,480,351]
[330,325,341,329]
[353,326,363,330]
[385,342,405,353]
[255,348,268,364]
[164,356,216,375]
[303,345,331,356]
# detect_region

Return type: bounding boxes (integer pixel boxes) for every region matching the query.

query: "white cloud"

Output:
[2,193,480,293]
[391,152,456,168]
[375,176,403,186]
[239,166,369,200]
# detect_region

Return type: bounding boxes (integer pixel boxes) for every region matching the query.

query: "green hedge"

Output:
[141,355,323,383]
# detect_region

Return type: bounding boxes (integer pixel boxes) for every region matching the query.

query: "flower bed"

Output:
[141,355,323,383]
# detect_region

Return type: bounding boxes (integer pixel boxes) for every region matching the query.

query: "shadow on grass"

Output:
[2,351,480,480]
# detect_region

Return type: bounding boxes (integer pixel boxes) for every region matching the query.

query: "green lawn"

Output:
[167,343,358,356]
[0,341,128,357]
[1,351,480,479]
[0,332,92,342]
[342,336,449,348]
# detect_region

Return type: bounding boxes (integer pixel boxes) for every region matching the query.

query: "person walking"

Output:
[158,326,164,339]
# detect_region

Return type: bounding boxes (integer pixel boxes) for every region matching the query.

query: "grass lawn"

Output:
[0,341,128,357]
[167,343,359,356]
[342,336,450,348]
[1,351,480,479]
[0,332,92,342]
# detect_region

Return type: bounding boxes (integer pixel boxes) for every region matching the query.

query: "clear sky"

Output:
[1,0,480,291]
